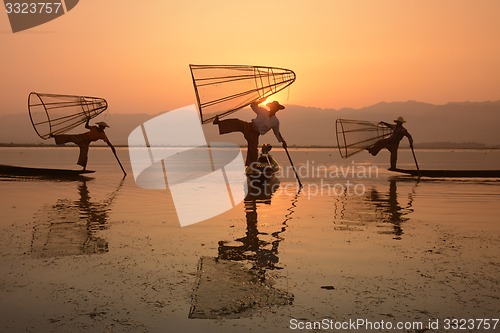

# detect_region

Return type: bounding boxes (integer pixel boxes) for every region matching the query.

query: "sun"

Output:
[259,97,270,106]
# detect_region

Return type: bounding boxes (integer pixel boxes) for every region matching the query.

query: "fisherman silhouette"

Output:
[213,97,287,167]
[367,116,413,170]
[52,118,116,170]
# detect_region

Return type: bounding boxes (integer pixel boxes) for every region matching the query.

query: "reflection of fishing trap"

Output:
[189,257,293,319]
[336,119,392,158]
[28,92,108,139]
[190,65,296,124]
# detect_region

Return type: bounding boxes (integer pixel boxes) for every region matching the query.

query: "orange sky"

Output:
[1,0,500,115]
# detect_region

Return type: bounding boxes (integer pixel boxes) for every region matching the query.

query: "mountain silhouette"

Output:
[1,100,499,147]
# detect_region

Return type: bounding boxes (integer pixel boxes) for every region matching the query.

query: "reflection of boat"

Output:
[0,164,94,178]
[390,168,500,178]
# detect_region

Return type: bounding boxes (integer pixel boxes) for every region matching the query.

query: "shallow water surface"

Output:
[0,147,499,332]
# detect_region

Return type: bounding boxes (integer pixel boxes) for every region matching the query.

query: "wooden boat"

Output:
[0,164,95,178]
[246,144,280,181]
[390,168,500,178]
[246,145,280,199]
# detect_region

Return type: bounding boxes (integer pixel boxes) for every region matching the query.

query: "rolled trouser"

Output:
[389,143,399,169]
[368,138,391,156]
[77,144,90,168]
[53,134,90,168]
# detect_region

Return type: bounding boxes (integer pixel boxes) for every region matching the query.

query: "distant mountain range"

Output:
[1,100,499,147]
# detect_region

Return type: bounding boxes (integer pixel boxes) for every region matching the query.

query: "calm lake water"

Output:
[0,147,499,332]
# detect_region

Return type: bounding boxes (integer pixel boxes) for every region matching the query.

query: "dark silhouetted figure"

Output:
[53,119,116,170]
[214,97,287,166]
[367,116,413,170]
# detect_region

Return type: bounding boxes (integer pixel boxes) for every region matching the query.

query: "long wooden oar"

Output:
[112,149,127,176]
[283,143,302,188]
[410,145,420,177]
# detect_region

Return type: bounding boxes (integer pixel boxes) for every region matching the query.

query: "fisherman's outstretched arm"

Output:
[406,132,414,147]
[275,128,287,148]
[105,139,116,153]
[379,121,395,129]
[251,97,268,113]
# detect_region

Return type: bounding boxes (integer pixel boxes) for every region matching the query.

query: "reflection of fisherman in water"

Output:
[189,185,297,319]
[218,179,282,270]
[52,118,116,170]
[76,180,115,232]
[367,179,414,237]
[218,199,281,273]
[31,179,124,257]
[367,116,414,170]
[217,177,299,271]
